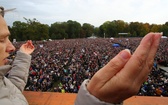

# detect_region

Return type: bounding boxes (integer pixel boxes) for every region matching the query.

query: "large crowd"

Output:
[10,37,168,96]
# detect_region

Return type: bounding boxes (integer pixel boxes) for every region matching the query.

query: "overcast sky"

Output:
[1,0,168,27]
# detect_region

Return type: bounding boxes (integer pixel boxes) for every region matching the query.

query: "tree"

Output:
[11,21,28,41]
[23,18,49,41]
[67,20,81,38]
[93,27,100,37]
[150,24,160,32]
[137,23,150,37]
[98,25,105,38]
[116,20,126,33]
[82,23,94,38]
[10,18,168,40]
[49,22,68,39]
[129,22,144,37]
[36,24,49,40]
[103,21,119,37]
[161,22,168,36]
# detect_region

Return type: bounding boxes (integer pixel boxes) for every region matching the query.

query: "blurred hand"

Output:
[20,40,35,55]
[87,33,162,103]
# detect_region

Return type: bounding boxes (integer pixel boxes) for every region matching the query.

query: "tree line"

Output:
[8,18,168,41]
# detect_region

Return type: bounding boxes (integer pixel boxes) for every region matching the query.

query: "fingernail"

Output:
[120,49,131,59]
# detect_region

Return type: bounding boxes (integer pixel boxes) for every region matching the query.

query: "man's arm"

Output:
[8,40,34,92]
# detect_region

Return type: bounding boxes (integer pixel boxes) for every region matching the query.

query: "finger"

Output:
[135,33,162,84]
[30,41,34,49]
[28,40,32,44]
[146,33,162,62]
[27,40,31,45]
[23,41,29,47]
[30,45,35,49]
[89,49,131,88]
[121,33,154,80]
[26,40,33,48]
[29,40,34,47]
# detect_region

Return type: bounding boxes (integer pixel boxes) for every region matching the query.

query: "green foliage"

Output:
[161,24,168,36]
[67,20,81,38]
[9,18,168,41]
[82,23,94,38]
[10,18,49,41]
[49,20,81,39]
[100,20,132,37]
[49,22,68,39]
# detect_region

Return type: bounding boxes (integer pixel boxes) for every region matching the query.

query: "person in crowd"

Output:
[1,6,164,105]
[0,7,34,105]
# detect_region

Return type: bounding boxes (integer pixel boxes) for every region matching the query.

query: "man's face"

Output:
[0,15,15,66]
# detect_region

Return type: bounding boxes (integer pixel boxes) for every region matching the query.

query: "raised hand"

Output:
[87,33,162,103]
[20,40,35,55]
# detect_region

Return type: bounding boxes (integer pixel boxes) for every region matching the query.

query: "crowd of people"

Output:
[11,37,168,96]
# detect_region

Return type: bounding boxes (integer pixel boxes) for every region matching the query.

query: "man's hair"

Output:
[0,6,4,17]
